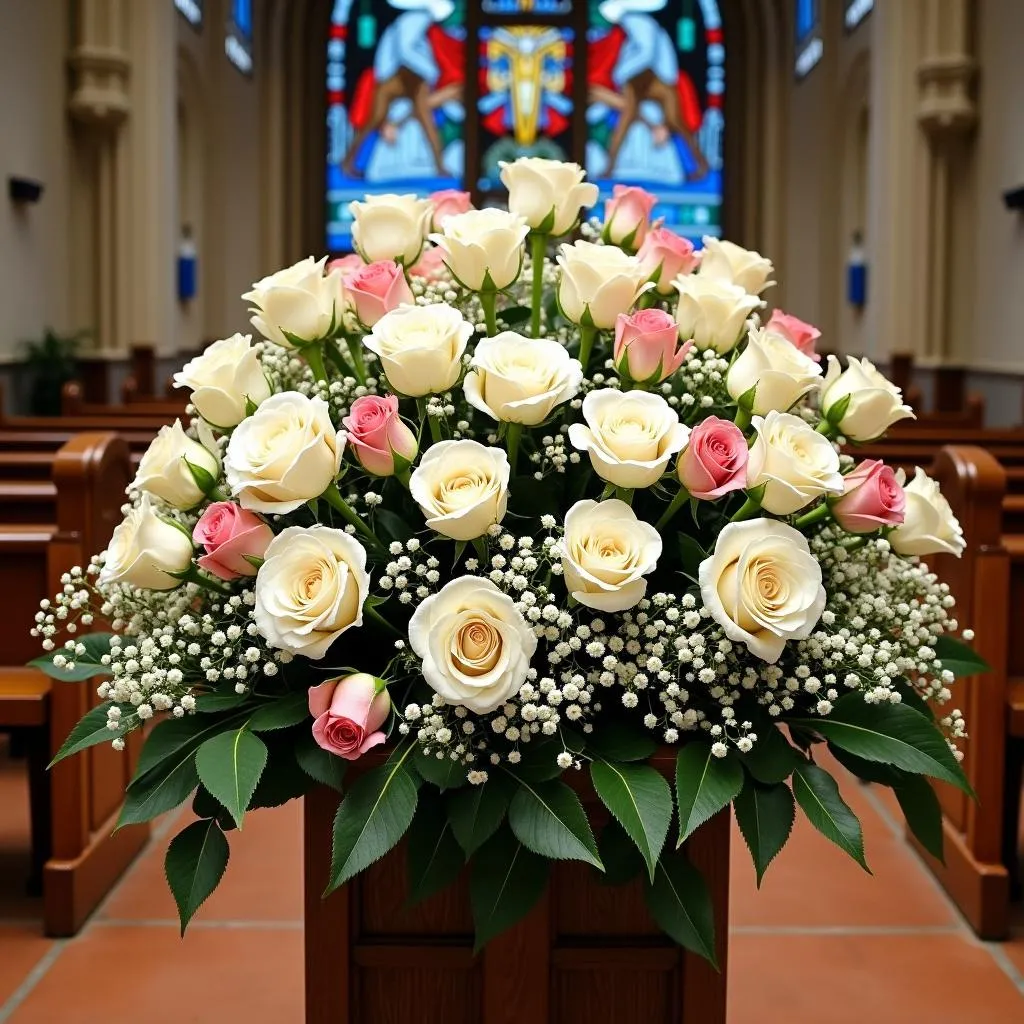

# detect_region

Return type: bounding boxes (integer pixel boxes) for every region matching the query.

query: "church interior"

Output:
[1,0,1024,1020]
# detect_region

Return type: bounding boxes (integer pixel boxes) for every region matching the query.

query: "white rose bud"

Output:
[560,499,662,612]
[97,494,194,591]
[172,333,272,428]
[430,208,529,292]
[698,237,775,294]
[747,410,844,515]
[727,326,823,414]
[131,420,219,509]
[674,274,761,354]
[700,519,826,663]
[821,355,915,441]
[568,389,689,490]
[464,332,582,426]
[225,392,344,514]
[243,257,345,349]
[254,526,369,659]
[556,240,651,329]
[409,576,538,713]
[350,193,432,266]
[409,439,510,541]
[499,157,599,236]
[889,468,966,558]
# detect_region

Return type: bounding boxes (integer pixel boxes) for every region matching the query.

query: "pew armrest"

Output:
[1008,678,1024,738]
[0,667,51,727]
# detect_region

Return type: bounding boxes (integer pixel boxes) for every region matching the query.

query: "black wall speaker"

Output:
[8,177,44,204]
[1004,185,1024,211]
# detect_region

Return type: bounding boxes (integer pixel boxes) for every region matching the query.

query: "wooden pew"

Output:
[61,380,186,420]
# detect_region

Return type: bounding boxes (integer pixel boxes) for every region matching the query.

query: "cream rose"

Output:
[747,410,844,515]
[430,208,528,291]
[556,240,651,328]
[464,331,582,425]
[254,526,369,659]
[173,333,272,427]
[560,499,662,612]
[821,355,915,441]
[350,193,432,266]
[409,439,510,541]
[699,519,826,663]
[243,257,345,349]
[499,157,599,236]
[889,467,966,558]
[364,303,472,397]
[698,237,775,294]
[568,389,689,490]
[225,392,344,514]
[674,275,761,354]
[131,420,220,509]
[727,326,823,414]
[409,576,538,713]
[97,494,194,591]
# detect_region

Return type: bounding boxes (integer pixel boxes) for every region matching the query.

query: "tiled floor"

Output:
[0,746,1021,1022]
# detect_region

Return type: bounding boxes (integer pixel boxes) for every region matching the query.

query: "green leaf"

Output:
[740,724,801,785]
[789,696,973,794]
[508,739,570,783]
[49,701,124,767]
[118,751,200,828]
[597,818,644,885]
[675,743,744,846]
[932,635,991,678]
[894,775,945,864]
[827,744,904,785]
[247,693,310,733]
[194,692,248,713]
[414,747,468,791]
[792,762,868,870]
[470,825,549,953]
[133,712,247,783]
[295,733,347,793]
[165,818,230,935]
[406,789,465,905]
[374,509,413,543]
[327,741,419,892]
[892,680,936,721]
[30,633,113,681]
[508,778,602,869]
[192,785,236,831]
[447,774,515,856]
[733,779,795,886]
[586,721,657,762]
[590,760,671,882]
[676,533,709,581]
[195,727,269,828]
[643,854,718,967]
[249,735,313,809]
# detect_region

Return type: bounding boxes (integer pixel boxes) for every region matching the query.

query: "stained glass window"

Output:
[326,0,467,252]
[585,0,724,243]
[794,0,823,77]
[226,0,253,74]
[481,0,573,13]
[175,0,203,29]
[844,0,873,31]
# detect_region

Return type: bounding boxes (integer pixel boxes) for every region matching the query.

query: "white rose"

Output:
[727,326,823,414]
[747,410,844,515]
[97,494,193,591]
[429,208,529,291]
[699,519,826,663]
[674,274,761,354]
[131,420,220,509]
[556,240,651,328]
[409,439,510,541]
[560,499,662,612]
[499,157,599,236]
[889,467,966,558]
[173,333,272,427]
[254,526,368,659]
[821,355,915,441]
[243,257,345,349]
[698,237,775,294]
[225,392,344,514]
[568,389,689,490]
[409,576,538,713]
[350,193,432,265]
[464,331,583,425]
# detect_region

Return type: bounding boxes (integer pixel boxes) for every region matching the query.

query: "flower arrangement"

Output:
[33,159,985,962]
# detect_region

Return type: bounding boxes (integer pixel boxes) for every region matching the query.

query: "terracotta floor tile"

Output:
[727,933,1024,1024]
[101,801,302,923]
[7,925,302,1024]
[0,925,52,1006]
[0,744,42,919]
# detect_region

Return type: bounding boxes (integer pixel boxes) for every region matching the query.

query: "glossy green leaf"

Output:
[29,633,113,681]
[586,722,657,762]
[733,779,795,886]
[792,762,868,871]
[406,789,465,905]
[932,635,991,679]
[414,747,469,791]
[195,727,268,829]
[508,778,602,869]
[675,743,744,846]
[894,775,945,864]
[118,751,201,828]
[165,818,230,935]
[740,724,801,785]
[193,692,249,713]
[447,773,514,856]
[49,701,128,767]
[295,732,347,793]
[597,818,645,885]
[247,693,310,733]
[644,854,718,968]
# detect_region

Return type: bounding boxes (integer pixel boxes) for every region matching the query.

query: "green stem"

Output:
[530,233,547,338]
[321,483,384,552]
[816,420,837,438]
[614,486,634,506]
[343,336,368,385]
[578,323,598,372]
[637,290,658,310]
[793,503,833,530]
[303,344,329,385]
[170,563,232,595]
[656,487,690,532]
[365,604,401,637]
[734,406,751,432]
[481,288,498,337]
[506,422,522,477]
[730,496,761,522]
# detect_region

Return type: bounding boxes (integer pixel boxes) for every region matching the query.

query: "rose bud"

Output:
[613,309,692,384]
[637,228,701,294]
[342,394,419,477]
[602,185,658,250]
[766,309,822,361]
[327,253,365,276]
[677,416,748,500]
[409,245,448,282]
[193,501,274,580]
[429,189,473,230]
[344,260,414,328]
[829,460,906,535]
[308,673,391,761]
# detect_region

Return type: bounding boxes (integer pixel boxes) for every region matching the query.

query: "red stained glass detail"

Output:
[330,23,346,40]
[707,27,723,44]
[328,90,344,106]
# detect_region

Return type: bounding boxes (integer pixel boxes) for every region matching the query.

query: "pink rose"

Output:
[342,394,419,477]
[430,189,473,229]
[344,260,414,327]
[410,245,449,282]
[613,309,692,384]
[767,310,822,362]
[830,460,906,534]
[603,185,658,249]
[308,673,391,761]
[677,416,748,500]
[328,254,365,276]
[637,228,701,294]
[193,502,274,580]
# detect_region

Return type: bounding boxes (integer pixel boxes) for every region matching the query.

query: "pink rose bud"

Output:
[830,459,906,534]
[603,185,658,249]
[677,416,748,500]
[308,673,391,761]
[342,394,419,477]
[344,260,414,327]
[429,189,473,229]
[637,228,701,294]
[613,309,692,384]
[192,501,274,580]
[327,253,365,276]
[410,245,448,282]
[767,310,822,362]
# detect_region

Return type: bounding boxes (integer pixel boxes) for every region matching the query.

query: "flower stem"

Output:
[481,288,499,337]
[303,344,329,385]
[816,419,837,438]
[656,486,690,532]
[578,323,598,372]
[734,406,751,432]
[343,336,368,385]
[530,233,547,338]
[793,503,833,530]
[365,603,401,637]
[730,496,761,522]
[506,422,522,477]
[321,483,384,552]
[614,486,634,505]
